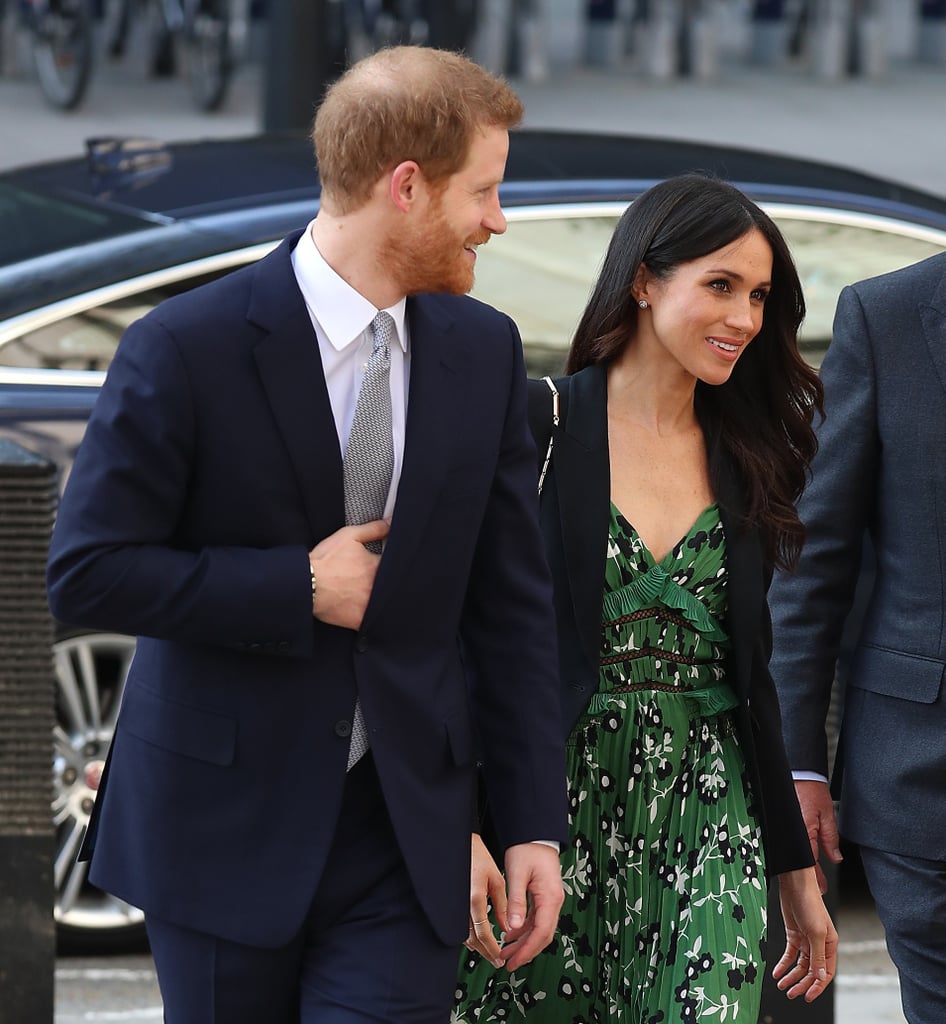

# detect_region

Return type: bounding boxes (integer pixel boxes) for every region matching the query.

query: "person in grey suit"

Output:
[769,251,946,1024]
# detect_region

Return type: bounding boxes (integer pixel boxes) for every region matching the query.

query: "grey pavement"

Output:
[2,29,927,1024]
[52,887,909,1023]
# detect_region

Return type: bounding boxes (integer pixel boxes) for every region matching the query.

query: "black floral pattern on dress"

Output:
[453,505,767,1023]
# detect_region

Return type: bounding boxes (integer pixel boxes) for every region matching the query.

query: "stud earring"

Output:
[638,300,648,309]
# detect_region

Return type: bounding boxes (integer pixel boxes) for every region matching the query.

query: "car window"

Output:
[776,216,945,367]
[2,209,945,378]
[0,298,152,372]
[0,268,236,372]
[471,207,946,375]
[0,182,149,268]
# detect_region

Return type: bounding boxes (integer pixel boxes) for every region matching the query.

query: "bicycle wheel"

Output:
[30,0,95,110]
[185,0,231,111]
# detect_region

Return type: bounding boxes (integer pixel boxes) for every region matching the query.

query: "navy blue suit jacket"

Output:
[47,231,568,948]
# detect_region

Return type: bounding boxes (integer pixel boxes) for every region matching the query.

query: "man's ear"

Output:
[389,160,422,212]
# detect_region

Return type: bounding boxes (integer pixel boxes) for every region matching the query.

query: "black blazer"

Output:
[529,365,812,877]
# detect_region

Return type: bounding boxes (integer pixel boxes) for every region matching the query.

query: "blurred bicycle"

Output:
[19,0,95,109]
[105,0,239,111]
[344,0,478,57]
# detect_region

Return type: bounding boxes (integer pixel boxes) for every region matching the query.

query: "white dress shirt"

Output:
[291,220,409,522]
[291,222,559,855]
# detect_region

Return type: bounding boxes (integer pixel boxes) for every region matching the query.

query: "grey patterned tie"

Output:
[343,310,395,770]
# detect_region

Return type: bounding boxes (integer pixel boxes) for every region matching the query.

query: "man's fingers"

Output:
[503,861,529,933]
[500,845,564,971]
[349,519,390,545]
[818,816,844,865]
[487,872,509,934]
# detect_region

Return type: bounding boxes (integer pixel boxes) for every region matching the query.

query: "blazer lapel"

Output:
[715,456,762,698]
[554,365,611,668]
[249,233,344,541]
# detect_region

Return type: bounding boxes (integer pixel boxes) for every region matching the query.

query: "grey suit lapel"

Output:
[920,263,946,397]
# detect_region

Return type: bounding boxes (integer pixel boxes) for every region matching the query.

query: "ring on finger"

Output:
[472,919,488,926]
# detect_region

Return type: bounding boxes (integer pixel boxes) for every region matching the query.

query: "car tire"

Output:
[52,629,147,953]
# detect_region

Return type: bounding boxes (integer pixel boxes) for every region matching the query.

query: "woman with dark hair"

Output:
[455,174,837,1022]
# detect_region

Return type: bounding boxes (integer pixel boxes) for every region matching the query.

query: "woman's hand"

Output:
[772,866,838,1001]
[465,833,508,968]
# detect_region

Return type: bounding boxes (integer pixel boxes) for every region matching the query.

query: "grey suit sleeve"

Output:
[768,283,879,775]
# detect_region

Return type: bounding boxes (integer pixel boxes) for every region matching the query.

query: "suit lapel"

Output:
[920,266,946,397]
[366,295,463,620]
[554,366,611,667]
[249,233,344,541]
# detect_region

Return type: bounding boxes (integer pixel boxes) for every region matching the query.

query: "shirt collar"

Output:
[294,221,408,353]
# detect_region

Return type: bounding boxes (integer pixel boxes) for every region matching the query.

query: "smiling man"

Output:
[47,46,567,1024]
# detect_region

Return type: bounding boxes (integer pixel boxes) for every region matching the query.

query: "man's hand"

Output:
[497,842,564,972]
[309,521,390,630]
[465,834,507,968]
[794,780,843,894]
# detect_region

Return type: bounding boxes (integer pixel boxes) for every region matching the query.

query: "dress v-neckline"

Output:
[611,501,718,567]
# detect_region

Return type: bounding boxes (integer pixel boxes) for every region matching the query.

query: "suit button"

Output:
[355,634,369,653]
[335,720,352,738]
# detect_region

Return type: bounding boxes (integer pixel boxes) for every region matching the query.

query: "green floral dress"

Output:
[454,503,767,1024]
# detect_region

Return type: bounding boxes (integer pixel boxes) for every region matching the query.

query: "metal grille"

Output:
[0,441,57,838]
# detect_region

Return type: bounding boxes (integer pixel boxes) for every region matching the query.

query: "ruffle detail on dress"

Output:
[584,681,738,719]
[601,563,728,642]
[682,681,739,717]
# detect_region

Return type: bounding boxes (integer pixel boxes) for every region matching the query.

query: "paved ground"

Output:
[5,21,936,1024]
[54,881,907,1023]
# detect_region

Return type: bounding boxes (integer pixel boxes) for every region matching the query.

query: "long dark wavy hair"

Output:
[566,174,824,571]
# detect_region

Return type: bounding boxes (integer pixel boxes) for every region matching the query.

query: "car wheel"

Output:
[52,630,146,952]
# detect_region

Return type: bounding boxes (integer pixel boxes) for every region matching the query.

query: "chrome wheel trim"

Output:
[52,632,144,936]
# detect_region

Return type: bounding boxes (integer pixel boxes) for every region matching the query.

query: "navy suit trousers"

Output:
[146,754,460,1023]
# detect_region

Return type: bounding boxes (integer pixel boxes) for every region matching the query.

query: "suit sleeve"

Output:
[46,315,314,656]
[462,320,569,851]
[768,283,879,775]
